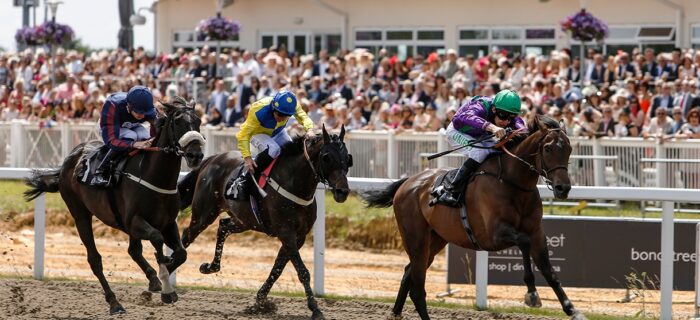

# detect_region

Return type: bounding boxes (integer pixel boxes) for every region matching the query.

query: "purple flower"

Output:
[560,9,608,42]
[196,16,241,41]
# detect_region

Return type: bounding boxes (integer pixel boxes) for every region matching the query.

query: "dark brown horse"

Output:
[364,116,586,320]
[24,98,205,315]
[177,125,351,320]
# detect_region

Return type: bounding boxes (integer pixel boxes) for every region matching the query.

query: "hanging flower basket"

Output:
[35,21,74,46]
[15,26,41,46]
[196,14,241,41]
[560,9,608,42]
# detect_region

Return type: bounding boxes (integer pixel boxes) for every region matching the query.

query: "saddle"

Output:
[76,145,129,188]
[429,169,467,207]
[224,157,277,201]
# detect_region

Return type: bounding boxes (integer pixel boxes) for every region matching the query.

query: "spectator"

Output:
[670,106,686,134]
[643,107,673,140]
[207,79,230,116]
[675,107,700,139]
[650,82,674,118]
[348,106,367,130]
[614,110,639,137]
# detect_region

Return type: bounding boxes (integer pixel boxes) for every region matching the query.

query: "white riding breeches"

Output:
[250,129,293,158]
[445,123,497,163]
[119,123,150,142]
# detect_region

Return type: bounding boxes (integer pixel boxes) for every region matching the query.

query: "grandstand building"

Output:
[154,0,700,57]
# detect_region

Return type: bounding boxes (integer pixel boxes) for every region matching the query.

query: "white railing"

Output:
[5,167,699,320]
[2,122,698,188]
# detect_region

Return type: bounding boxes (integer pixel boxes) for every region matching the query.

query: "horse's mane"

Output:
[526,115,561,134]
[279,134,324,156]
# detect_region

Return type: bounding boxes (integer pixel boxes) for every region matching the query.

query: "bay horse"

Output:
[24,97,205,315]
[177,125,351,320]
[364,116,586,320]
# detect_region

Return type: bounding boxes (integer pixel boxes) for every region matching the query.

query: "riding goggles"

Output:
[495,110,517,121]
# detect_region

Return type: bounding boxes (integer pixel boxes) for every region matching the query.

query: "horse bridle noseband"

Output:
[302,137,347,193]
[499,128,569,190]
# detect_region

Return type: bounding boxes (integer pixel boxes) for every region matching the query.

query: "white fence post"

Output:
[203,127,214,157]
[387,130,398,179]
[60,122,71,160]
[695,222,700,319]
[313,187,326,295]
[592,138,605,186]
[656,142,667,188]
[660,201,674,320]
[33,194,45,280]
[437,131,448,169]
[10,121,26,167]
[475,250,488,309]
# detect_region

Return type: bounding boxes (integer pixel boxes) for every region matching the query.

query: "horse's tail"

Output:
[24,168,61,201]
[362,178,408,208]
[178,155,215,210]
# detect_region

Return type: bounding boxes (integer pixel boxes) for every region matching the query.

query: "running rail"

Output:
[5,168,700,320]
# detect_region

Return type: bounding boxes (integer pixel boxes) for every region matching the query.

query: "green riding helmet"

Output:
[493,90,521,114]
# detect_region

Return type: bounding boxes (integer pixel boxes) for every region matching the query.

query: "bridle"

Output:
[128,108,203,158]
[498,127,569,190]
[302,136,349,193]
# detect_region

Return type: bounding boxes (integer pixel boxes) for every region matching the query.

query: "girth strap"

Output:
[459,205,481,251]
[106,188,126,231]
[267,178,315,206]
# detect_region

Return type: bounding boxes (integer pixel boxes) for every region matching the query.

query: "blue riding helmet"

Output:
[271,91,297,116]
[126,86,156,117]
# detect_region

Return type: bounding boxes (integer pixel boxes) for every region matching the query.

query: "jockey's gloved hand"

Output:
[244,156,257,173]
[305,130,316,139]
[487,124,506,139]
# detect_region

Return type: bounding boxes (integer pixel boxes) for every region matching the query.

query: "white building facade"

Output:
[154,0,700,56]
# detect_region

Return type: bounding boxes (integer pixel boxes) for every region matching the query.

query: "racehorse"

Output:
[363,116,586,320]
[24,97,205,315]
[177,125,351,320]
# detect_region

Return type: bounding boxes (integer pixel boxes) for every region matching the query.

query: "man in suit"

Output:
[675,79,700,117]
[650,82,674,118]
[208,79,230,116]
[642,48,659,80]
[617,53,636,79]
[587,54,606,85]
[231,73,254,113]
[333,74,354,106]
[313,50,330,78]
[306,76,329,104]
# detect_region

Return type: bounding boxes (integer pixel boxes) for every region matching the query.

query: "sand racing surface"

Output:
[0,228,695,319]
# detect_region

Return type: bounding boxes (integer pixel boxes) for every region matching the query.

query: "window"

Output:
[354,28,445,58]
[460,29,488,40]
[356,31,382,41]
[260,33,310,54]
[693,25,700,39]
[525,28,555,40]
[417,30,444,40]
[492,28,521,40]
[608,26,637,39]
[459,26,555,58]
[172,30,239,50]
[638,27,674,39]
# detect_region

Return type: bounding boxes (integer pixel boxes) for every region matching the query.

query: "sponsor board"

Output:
[447,216,698,290]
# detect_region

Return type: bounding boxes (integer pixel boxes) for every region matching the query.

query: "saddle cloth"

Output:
[224,158,278,201]
[76,145,129,188]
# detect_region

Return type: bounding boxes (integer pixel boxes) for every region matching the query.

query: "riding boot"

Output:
[437,158,481,207]
[253,148,275,178]
[91,149,117,187]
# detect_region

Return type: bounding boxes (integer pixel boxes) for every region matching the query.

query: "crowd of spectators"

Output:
[0,44,699,140]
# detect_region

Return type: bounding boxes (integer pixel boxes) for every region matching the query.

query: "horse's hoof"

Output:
[312,310,325,320]
[199,262,220,274]
[524,291,542,308]
[387,314,403,320]
[109,305,126,315]
[571,311,588,320]
[148,277,162,292]
[161,291,178,304]
[244,299,277,315]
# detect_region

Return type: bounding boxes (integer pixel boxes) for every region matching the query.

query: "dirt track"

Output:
[0,228,695,319]
[0,279,565,320]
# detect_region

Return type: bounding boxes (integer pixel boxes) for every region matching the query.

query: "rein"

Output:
[303,136,342,193]
[496,128,569,190]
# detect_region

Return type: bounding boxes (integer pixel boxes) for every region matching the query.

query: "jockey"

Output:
[236,90,315,177]
[91,86,157,187]
[436,89,526,207]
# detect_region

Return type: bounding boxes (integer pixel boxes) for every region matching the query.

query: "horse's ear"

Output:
[322,124,331,144]
[559,118,565,129]
[537,116,548,131]
[339,124,346,141]
[161,101,176,114]
[188,99,196,109]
